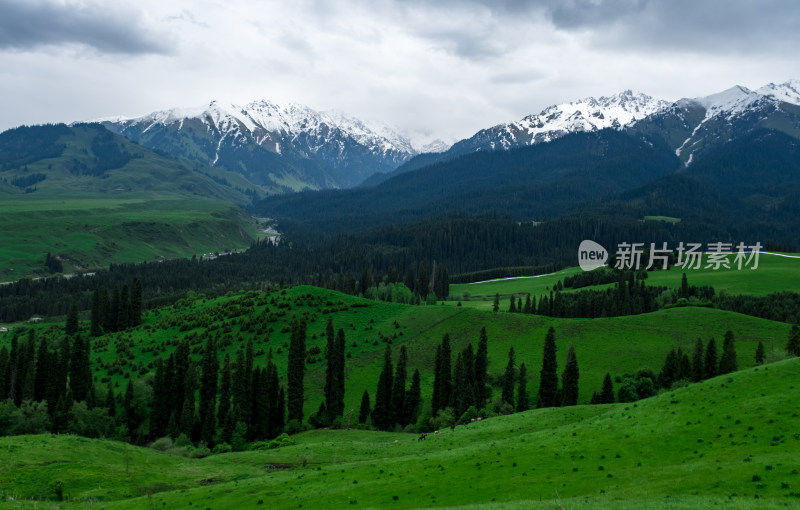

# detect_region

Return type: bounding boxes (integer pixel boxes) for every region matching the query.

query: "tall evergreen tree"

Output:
[704,338,718,380]
[537,327,559,408]
[19,333,36,403]
[516,363,529,412]
[69,334,92,403]
[372,345,394,430]
[171,342,190,423]
[453,344,476,417]
[65,299,79,337]
[755,341,765,365]
[492,293,500,312]
[501,346,515,407]
[474,327,489,408]
[439,334,452,409]
[287,318,307,424]
[33,337,50,402]
[150,359,170,438]
[232,349,250,427]
[508,296,516,313]
[249,367,269,440]
[561,344,579,406]
[217,353,232,441]
[390,345,408,427]
[719,330,738,375]
[787,324,800,357]
[131,277,143,327]
[404,369,421,426]
[599,373,615,404]
[90,288,103,337]
[323,318,342,420]
[335,328,346,418]
[432,343,442,413]
[691,338,704,382]
[199,337,219,445]
[119,285,131,331]
[105,380,116,419]
[266,353,283,438]
[0,346,9,401]
[179,364,197,439]
[680,272,689,299]
[359,389,370,424]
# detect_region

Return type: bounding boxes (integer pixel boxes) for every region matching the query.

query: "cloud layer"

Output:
[0,0,798,139]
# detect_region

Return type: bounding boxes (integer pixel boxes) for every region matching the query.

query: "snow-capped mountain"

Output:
[633,80,800,165]
[99,101,420,191]
[447,90,670,155]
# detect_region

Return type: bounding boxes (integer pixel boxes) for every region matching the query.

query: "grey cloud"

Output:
[0,0,172,55]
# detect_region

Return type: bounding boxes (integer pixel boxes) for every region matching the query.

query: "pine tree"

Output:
[65,299,79,337]
[199,337,219,446]
[119,285,131,331]
[179,364,197,439]
[105,380,116,419]
[110,285,121,332]
[404,369,421,425]
[266,355,283,438]
[335,328,346,418]
[432,344,443,413]
[131,278,143,327]
[493,293,500,312]
[249,367,269,440]
[324,318,341,420]
[19,332,36,403]
[561,344,579,406]
[123,379,136,435]
[287,318,306,424]
[658,349,678,388]
[390,345,407,427]
[516,363,529,412]
[787,324,800,357]
[452,344,476,417]
[474,327,489,408]
[523,294,532,314]
[232,349,250,428]
[359,389,370,424]
[501,346,515,407]
[508,296,516,313]
[33,337,50,402]
[217,353,232,441]
[171,342,190,423]
[691,338,704,382]
[704,338,718,379]
[69,334,92,403]
[718,330,738,375]
[0,346,9,401]
[680,272,689,299]
[90,288,103,337]
[537,327,559,408]
[439,334,452,409]
[755,341,765,365]
[373,345,394,430]
[599,373,615,404]
[149,357,169,436]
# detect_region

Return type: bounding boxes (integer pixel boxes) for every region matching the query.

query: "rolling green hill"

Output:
[0,124,270,281]
[2,357,798,509]
[5,286,792,418]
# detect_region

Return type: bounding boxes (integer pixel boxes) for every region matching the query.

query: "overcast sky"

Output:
[1,0,799,141]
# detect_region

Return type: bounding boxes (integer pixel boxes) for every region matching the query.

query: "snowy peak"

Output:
[756,79,800,106]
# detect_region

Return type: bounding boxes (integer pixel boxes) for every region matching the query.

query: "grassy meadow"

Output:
[2,357,798,508]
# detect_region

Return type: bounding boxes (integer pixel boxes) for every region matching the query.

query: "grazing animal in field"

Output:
[418,433,428,440]
[434,430,440,435]
[476,417,483,421]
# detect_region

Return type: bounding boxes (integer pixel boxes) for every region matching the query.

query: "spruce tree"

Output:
[179,364,197,439]
[537,327,559,408]
[90,288,103,337]
[516,363,529,412]
[474,327,489,408]
[131,278,143,327]
[691,338,704,382]
[0,346,8,401]
[600,373,615,404]
[404,369,421,425]
[390,345,407,427]
[335,328,346,418]
[493,293,500,312]
[65,299,79,337]
[372,345,394,430]
[150,360,169,438]
[231,349,251,428]
[19,332,36,403]
[509,296,516,313]
[359,389,370,424]
[680,272,689,299]
[323,318,338,420]
[266,355,283,438]
[718,330,738,375]
[755,341,765,365]
[453,344,476,417]
[439,334,452,409]
[787,324,800,357]
[69,334,92,403]
[33,337,50,402]
[249,367,269,440]
[110,285,121,332]
[287,318,306,424]
[523,294,532,314]
[704,338,718,379]
[199,337,219,445]
[217,353,232,441]
[501,346,515,407]
[119,285,131,331]
[105,380,116,419]
[432,344,443,413]
[561,344,579,406]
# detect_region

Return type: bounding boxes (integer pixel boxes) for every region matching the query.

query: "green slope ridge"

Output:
[2,358,798,508]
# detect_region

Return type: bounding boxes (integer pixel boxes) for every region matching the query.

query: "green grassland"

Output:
[4,286,792,419]
[0,125,275,281]
[0,196,264,281]
[450,252,800,310]
[2,358,798,508]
